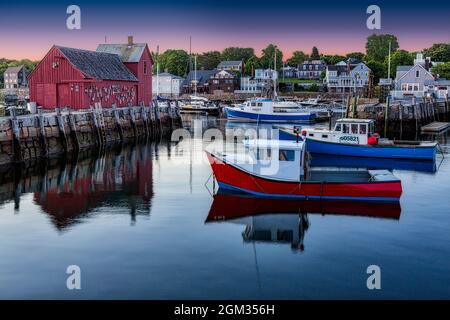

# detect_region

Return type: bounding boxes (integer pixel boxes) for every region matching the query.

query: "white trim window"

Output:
[401,83,420,91]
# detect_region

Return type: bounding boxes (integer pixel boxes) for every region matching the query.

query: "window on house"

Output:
[416,70,420,78]
[143,61,148,74]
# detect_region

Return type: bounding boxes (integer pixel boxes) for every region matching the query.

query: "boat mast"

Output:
[387,41,391,80]
[194,54,197,96]
[273,48,277,98]
[156,44,160,97]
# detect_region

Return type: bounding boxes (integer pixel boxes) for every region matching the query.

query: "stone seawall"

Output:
[0,103,182,166]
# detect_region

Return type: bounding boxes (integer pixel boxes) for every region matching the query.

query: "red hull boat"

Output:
[206,141,402,202]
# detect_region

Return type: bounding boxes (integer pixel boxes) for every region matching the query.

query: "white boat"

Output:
[179,96,219,114]
[224,98,316,123]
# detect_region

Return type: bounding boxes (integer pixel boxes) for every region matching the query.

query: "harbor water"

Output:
[0,115,449,299]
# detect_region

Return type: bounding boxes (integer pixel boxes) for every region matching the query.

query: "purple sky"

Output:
[1,0,449,60]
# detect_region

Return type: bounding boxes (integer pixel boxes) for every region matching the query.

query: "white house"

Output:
[217,60,243,73]
[325,62,372,94]
[152,72,184,97]
[392,53,435,99]
[236,69,278,93]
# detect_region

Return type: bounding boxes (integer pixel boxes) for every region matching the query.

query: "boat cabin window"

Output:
[334,123,342,132]
[369,122,374,134]
[251,102,257,107]
[257,102,263,107]
[351,124,358,134]
[359,124,367,134]
[279,149,295,161]
[343,124,350,134]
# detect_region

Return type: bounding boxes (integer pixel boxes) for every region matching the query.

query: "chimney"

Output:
[127,36,133,46]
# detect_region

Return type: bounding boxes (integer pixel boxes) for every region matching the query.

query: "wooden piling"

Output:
[384,95,390,137]
[37,107,48,157]
[67,110,80,151]
[56,107,68,152]
[112,104,124,142]
[10,106,22,162]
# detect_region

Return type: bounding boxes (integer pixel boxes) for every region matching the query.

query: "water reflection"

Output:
[206,191,401,252]
[0,143,156,230]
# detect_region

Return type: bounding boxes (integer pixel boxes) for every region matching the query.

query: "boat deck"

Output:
[421,122,450,133]
[308,169,371,183]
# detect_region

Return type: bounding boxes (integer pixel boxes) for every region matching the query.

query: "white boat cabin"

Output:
[236,99,274,113]
[304,118,375,145]
[229,139,307,181]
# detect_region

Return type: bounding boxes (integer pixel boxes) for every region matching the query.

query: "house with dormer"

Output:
[392,53,435,99]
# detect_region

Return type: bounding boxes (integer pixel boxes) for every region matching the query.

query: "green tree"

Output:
[321,55,346,65]
[243,55,261,76]
[423,43,450,62]
[156,49,190,76]
[366,60,386,83]
[286,51,308,66]
[346,52,366,62]
[221,47,254,63]
[431,62,450,79]
[385,50,414,78]
[260,44,283,69]
[197,51,222,70]
[365,34,399,62]
[310,47,320,60]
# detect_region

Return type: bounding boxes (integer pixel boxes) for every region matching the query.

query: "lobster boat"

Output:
[224,98,316,123]
[206,139,402,202]
[278,119,437,160]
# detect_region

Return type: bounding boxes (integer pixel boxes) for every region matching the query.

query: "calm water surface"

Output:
[0,115,449,299]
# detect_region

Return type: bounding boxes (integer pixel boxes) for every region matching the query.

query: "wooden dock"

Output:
[421,122,450,133]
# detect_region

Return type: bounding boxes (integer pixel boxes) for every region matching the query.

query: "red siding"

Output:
[29,46,141,109]
[123,45,153,105]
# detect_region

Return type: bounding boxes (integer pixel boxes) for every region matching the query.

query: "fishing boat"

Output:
[224,98,316,123]
[179,95,219,115]
[206,139,403,202]
[278,118,438,160]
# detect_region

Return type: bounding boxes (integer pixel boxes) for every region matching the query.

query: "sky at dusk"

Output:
[1,0,450,61]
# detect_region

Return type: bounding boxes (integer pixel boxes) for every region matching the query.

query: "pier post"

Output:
[141,105,149,138]
[9,106,22,162]
[37,107,48,157]
[129,106,138,139]
[384,95,390,137]
[112,104,124,142]
[445,90,449,121]
[55,107,68,152]
[67,110,80,151]
[90,105,102,148]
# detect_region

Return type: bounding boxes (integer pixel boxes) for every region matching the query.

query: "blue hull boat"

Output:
[276,119,438,161]
[225,107,316,122]
[306,138,437,160]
